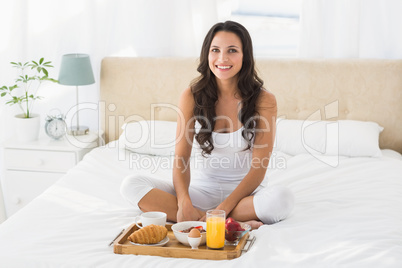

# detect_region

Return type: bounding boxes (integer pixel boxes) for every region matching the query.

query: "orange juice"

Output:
[206,210,225,249]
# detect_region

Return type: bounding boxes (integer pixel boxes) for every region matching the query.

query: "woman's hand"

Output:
[177,200,203,222]
[198,204,229,222]
[199,214,206,222]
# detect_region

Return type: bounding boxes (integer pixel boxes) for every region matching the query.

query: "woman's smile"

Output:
[216,65,233,70]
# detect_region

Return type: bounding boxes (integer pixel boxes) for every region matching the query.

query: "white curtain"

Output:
[0,0,231,143]
[299,0,402,58]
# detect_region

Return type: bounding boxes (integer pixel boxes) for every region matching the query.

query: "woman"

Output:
[121,21,294,228]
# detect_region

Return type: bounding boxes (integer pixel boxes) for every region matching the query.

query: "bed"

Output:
[0,57,401,267]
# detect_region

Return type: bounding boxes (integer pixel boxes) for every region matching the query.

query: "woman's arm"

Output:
[173,88,203,222]
[215,90,277,216]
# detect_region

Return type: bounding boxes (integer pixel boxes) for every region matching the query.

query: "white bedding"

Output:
[0,142,401,268]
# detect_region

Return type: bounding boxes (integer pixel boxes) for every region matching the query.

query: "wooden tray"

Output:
[113,223,254,260]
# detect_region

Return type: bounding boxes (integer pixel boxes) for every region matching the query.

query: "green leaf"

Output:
[10,62,17,65]
[32,61,38,66]
[12,63,21,68]
[42,69,48,76]
[39,58,44,64]
[1,92,6,97]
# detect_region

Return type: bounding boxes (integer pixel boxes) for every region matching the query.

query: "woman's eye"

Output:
[211,48,219,52]
[229,49,237,53]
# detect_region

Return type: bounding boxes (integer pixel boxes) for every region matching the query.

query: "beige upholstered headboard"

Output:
[100,57,402,153]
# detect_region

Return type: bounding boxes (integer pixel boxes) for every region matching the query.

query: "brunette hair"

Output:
[191,20,263,156]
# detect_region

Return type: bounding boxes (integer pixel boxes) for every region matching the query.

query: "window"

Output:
[230,0,301,57]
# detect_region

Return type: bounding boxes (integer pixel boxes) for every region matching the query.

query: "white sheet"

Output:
[0,143,401,268]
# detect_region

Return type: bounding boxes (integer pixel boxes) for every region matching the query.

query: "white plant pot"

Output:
[15,113,41,142]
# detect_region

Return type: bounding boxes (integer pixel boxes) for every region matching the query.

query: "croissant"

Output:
[128,224,168,244]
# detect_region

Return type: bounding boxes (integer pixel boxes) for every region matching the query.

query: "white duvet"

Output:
[0,144,401,268]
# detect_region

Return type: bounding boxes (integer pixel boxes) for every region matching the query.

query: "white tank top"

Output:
[191,122,253,184]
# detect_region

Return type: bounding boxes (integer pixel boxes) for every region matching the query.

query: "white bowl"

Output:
[171,221,206,246]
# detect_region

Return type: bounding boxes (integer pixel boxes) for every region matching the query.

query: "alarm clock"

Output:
[45,110,67,140]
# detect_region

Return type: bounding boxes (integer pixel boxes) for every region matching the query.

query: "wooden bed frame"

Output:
[100,57,402,153]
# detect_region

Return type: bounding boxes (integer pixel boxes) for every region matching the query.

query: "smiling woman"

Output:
[120,21,294,230]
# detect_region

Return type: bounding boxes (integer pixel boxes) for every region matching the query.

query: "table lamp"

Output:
[58,53,95,135]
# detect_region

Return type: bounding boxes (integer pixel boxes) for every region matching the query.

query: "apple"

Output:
[225,218,245,241]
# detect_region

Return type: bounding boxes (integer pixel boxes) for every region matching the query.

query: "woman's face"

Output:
[208,31,243,82]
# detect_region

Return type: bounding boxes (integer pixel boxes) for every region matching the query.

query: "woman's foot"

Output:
[243,220,263,230]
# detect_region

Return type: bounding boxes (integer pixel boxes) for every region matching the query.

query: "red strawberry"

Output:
[225,218,245,241]
[225,217,235,226]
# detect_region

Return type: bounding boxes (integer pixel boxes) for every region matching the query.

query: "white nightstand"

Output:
[1,132,101,218]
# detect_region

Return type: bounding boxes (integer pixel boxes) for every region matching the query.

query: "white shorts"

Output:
[120,174,294,224]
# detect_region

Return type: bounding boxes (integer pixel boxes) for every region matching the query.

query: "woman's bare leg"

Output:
[137,188,179,222]
[137,188,206,223]
[228,196,263,229]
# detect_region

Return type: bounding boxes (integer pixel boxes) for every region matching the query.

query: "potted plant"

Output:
[0,58,58,141]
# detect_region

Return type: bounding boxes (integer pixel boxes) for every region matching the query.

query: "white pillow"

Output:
[275,119,384,157]
[119,120,177,156]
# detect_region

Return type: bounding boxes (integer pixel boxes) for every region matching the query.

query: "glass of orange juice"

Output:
[206,209,225,250]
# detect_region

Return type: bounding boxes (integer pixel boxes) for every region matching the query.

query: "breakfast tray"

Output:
[113,223,255,260]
